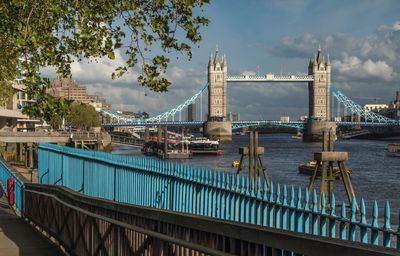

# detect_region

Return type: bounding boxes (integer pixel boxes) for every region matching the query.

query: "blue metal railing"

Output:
[38,143,400,249]
[0,159,24,212]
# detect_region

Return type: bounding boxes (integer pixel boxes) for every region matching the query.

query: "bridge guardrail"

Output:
[38,143,400,250]
[0,158,24,212]
[24,183,398,256]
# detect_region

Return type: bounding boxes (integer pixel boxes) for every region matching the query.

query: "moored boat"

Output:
[189,137,222,155]
[298,161,352,179]
[387,144,400,157]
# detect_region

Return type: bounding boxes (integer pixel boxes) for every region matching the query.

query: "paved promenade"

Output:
[0,194,62,255]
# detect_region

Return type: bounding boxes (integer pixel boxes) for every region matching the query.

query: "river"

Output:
[112,134,400,221]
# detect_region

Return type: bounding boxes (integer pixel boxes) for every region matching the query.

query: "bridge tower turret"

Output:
[204,47,232,141]
[208,47,228,120]
[304,47,336,142]
[308,46,331,121]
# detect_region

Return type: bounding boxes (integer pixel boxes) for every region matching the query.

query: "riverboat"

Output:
[387,144,400,157]
[298,161,352,179]
[291,133,303,139]
[189,137,222,155]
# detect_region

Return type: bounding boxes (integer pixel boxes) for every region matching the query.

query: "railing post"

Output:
[371,200,379,245]
[360,198,368,243]
[383,200,392,247]
[296,186,303,233]
[329,193,336,238]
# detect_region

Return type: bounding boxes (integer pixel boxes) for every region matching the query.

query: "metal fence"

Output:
[38,143,400,249]
[0,158,24,212]
[24,183,398,256]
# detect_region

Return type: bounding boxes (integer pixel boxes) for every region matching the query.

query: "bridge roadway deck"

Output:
[0,195,62,256]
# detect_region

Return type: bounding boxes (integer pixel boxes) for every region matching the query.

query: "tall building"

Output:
[308,46,331,121]
[208,47,227,121]
[187,103,196,121]
[228,112,240,122]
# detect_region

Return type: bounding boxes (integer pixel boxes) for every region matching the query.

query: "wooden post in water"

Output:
[164,126,168,159]
[237,131,270,192]
[157,127,161,154]
[144,127,150,142]
[308,129,358,211]
[249,131,254,189]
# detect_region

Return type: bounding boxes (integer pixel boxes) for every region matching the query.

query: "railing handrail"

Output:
[25,183,399,256]
[37,143,400,249]
[0,158,25,212]
[24,185,235,256]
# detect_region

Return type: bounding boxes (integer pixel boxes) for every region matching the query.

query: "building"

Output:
[384,91,400,120]
[49,79,111,111]
[0,62,40,131]
[308,46,331,121]
[280,116,290,122]
[208,47,227,121]
[228,112,240,122]
[187,103,196,121]
[363,104,388,112]
[299,115,308,121]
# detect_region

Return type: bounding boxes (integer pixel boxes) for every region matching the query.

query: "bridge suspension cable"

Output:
[331,84,398,124]
[100,83,209,123]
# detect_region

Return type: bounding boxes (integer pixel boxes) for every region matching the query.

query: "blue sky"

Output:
[64,0,400,120]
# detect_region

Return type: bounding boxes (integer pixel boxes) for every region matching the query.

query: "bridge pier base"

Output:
[204,121,232,142]
[303,121,337,142]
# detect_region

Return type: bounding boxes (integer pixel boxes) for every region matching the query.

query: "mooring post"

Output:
[254,131,259,190]
[164,126,168,159]
[249,131,254,190]
[157,126,161,154]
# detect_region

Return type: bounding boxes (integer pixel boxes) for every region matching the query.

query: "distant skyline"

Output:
[45,0,400,120]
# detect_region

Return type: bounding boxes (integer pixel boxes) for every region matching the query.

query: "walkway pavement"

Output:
[0,193,63,256]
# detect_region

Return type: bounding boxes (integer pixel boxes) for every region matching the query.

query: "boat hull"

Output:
[191,150,222,155]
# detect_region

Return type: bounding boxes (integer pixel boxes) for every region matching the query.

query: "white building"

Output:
[363,104,388,112]
[0,63,40,131]
[280,116,290,122]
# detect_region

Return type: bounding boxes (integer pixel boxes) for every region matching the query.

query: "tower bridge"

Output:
[204,46,334,141]
[100,47,400,141]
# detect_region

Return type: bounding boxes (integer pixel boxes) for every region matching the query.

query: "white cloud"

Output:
[333,56,396,82]
[270,20,400,105]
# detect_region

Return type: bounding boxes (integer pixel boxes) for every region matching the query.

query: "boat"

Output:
[387,144,400,157]
[291,133,303,139]
[189,137,222,155]
[232,160,240,167]
[298,161,352,179]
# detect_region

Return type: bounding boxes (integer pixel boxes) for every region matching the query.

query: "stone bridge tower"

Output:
[204,47,232,141]
[208,47,227,120]
[304,47,336,141]
[308,46,331,121]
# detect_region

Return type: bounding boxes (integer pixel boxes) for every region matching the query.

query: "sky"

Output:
[50,0,400,120]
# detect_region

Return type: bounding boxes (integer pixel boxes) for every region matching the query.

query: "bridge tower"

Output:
[204,47,232,141]
[304,47,337,142]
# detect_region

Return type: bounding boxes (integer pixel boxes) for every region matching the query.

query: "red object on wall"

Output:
[7,178,15,206]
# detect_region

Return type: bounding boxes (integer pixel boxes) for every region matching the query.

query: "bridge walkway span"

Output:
[0,192,63,255]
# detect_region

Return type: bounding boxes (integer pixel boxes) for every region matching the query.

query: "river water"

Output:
[112,134,400,222]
